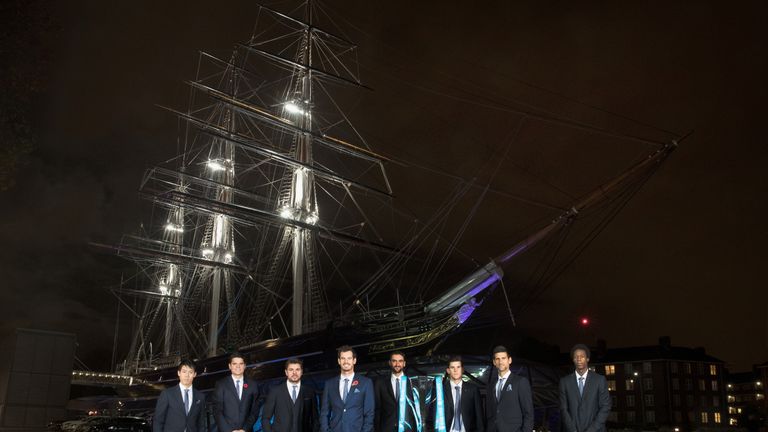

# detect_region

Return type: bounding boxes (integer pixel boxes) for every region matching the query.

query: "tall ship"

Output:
[81,1,678,428]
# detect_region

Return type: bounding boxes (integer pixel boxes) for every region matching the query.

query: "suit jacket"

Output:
[485,374,533,432]
[441,379,484,432]
[320,374,375,432]
[153,384,207,432]
[262,381,319,432]
[558,372,611,432]
[373,376,415,432]
[213,376,260,432]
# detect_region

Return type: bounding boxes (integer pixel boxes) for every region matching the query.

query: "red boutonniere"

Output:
[243,383,249,389]
[351,380,359,386]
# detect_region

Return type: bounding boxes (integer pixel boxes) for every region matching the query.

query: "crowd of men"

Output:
[152,344,610,432]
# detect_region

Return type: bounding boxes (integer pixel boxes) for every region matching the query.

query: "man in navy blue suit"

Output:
[214,352,260,432]
[153,360,207,432]
[485,346,533,432]
[320,345,374,432]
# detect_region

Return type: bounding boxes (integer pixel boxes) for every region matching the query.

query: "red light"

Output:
[580,317,590,326]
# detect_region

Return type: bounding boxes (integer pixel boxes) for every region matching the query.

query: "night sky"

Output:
[1,1,766,372]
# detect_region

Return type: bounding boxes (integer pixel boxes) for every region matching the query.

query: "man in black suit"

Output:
[153,359,207,432]
[438,356,484,432]
[485,346,533,432]
[214,352,260,432]
[559,344,611,432]
[262,358,319,432]
[374,351,414,432]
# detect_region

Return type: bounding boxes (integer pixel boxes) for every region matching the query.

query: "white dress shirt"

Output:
[449,379,464,432]
[287,380,301,401]
[179,384,193,412]
[339,372,355,399]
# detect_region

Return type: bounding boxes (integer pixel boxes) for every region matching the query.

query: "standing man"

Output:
[439,356,484,432]
[262,358,319,432]
[214,352,260,432]
[485,346,533,432]
[153,360,207,432]
[320,345,375,432]
[559,344,611,432]
[374,351,414,432]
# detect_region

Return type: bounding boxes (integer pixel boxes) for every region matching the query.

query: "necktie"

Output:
[184,388,190,414]
[292,385,298,403]
[496,377,505,400]
[395,377,400,401]
[578,376,584,396]
[236,380,242,400]
[452,386,461,431]
[343,378,349,402]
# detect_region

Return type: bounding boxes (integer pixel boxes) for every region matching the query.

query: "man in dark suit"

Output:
[214,352,260,432]
[559,344,611,432]
[320,345,375,432]
[374,351,414,432]
[485,346,533,432]
[153,359,207,432]
[438,356,484,432]
[262,358,319,432]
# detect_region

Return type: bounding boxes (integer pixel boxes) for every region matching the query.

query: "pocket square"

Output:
[354,388,360,393]
[505,386,514,392]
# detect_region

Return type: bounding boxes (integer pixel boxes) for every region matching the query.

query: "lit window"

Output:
[730,418,738,426]
[714,412,721,424]
[605,364,615,375]
[643,362,652,374]
[701,412,708,424]
[608,380,616,391]
[709,364,717,375]
[626,379,635,390]
[728,407,737,414]
[699,379,706,391]
[757,393,765,400]
[627,395,635,407]
[727,395,735,403]
[711,380,718,391]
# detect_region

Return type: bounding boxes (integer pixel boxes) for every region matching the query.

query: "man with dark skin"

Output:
[559,344,611,432]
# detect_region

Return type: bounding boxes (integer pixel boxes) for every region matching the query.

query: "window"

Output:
[625,363,634,374]
[672,378,679,390]
[626,379,635,390]
[709,364,717,375]
[713,396,719,407]
[626,395,635,407]
[711,380,718,391]
[605,364,615,375]
[671,361,678,373]
[730,418,738,426]
[727,395,735,403]
[608,411,618,422]
[714,412,721,424]
[697,363,706,375]
[611,396,617,407]
[686,378,693,390]
[607,380,616,391]
[673,394,681,407]
[626,411,635,423]
[700,395,707,407]
[699,379,706,391]
[646,411,655,424]
[674,411,682,422]
[728,407,737,414]
[687,411,695,422]
[643,362,652,374]
[686,395,694,406]
[701,412,709,424]
[645,394,655,407]
[643,378,653,391]
[757,393,765,400]
[684,363,692,374]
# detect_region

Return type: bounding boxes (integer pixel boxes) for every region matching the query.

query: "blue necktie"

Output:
[395,377,400,401]
[496,377,505,400]
[292,385,298,403]
[343,378,349,402]
[452,386,461,431]
[184,388,190,414]
[578,376,584,396]
[236,380,241,400]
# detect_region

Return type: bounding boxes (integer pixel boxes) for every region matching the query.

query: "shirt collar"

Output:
[449,379,463,388]
[498,370,511,380]
[180,383,193,391]
[575,369,589,379]
[341,372,355,380]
